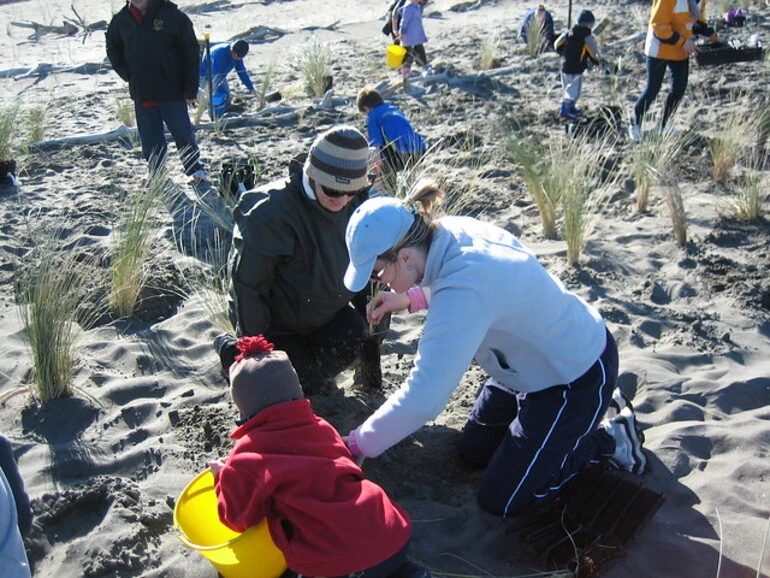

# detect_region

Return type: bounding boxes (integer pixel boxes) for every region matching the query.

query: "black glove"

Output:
[692,21,715,38]
[213,333,239,377]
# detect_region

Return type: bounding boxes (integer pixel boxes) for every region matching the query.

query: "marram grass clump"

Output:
[109,164,168,318]
[14,224,103,403]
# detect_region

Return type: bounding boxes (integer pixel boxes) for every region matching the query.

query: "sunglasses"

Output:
[320,184,372,199]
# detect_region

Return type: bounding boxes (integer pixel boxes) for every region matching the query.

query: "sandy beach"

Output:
[0,0,769,576]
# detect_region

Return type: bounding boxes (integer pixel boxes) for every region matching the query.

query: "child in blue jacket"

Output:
[200,40,255,118]
[356,87,426,180]
[553,10,600,120]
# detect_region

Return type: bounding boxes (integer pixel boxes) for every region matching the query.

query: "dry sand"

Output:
[1,0,769,576]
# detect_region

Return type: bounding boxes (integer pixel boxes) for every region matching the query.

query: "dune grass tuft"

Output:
[25,105,47,143]
[109,162,167,318]
[561,131,617,265]
[180,227,235,334]
[0,103,20,160]
[116,98,135,127]
[296,37,333,98]
[14,223,103,403]
[506,132,565,239]
[709,101,753,184]
[630,118,692,213]
[524,18,549,56]
[479,34,499,70]
[258,57,278,110]
[722,156,768,222]
[660,169,687,247]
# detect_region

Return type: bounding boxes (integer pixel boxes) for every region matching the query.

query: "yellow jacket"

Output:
[644,0,707,61]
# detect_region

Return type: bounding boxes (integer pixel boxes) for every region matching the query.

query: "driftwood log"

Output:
[10,4,106,41]
[29,106,300,151]
[0,62,109,80]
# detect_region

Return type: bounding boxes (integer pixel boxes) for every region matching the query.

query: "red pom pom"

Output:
[234,335,275,362]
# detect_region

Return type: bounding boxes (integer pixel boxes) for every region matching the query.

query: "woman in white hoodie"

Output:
[342,181,647,517]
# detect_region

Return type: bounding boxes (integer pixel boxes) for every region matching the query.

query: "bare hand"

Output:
[341,437,366,467]
[367,290,410,325]
[683,38,699,55]
[208,459,226,475]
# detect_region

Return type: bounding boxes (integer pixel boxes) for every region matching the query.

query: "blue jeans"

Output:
[134,100,202,175]
[633,56,689,128]
[457,329,618,517]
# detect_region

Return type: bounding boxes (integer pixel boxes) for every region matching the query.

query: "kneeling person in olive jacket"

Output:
[222,126,380,394]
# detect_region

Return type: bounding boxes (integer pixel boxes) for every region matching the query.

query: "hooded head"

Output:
[577,9,595,28]
[229,336,304,422]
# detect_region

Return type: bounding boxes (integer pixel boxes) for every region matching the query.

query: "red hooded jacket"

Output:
[214,399,411,577]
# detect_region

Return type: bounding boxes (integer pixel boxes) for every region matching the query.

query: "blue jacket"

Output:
[366,103,426,154]
[200,42,255,94]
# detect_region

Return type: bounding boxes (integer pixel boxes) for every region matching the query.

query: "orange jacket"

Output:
[644,0,707,61]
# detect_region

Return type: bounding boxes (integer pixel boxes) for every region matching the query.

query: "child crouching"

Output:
[210,335,429,578]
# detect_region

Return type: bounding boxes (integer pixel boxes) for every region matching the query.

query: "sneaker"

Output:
[603,407,647,474]
[628,122,642,143]
[605,388,634,421]
[191,169,208,182]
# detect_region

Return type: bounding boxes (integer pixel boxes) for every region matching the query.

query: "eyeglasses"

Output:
[319,184,371,199]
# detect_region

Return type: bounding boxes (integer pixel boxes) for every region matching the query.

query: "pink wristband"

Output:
[347,430,363,456]
[407,287,428,313]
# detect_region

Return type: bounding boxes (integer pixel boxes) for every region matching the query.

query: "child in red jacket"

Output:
[210,335,429,578]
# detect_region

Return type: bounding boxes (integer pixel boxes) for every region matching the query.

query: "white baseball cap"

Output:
[344,197,416,292]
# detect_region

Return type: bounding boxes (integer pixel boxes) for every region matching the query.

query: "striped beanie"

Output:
[304,125,370,193]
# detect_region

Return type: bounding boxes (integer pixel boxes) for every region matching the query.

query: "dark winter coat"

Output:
[554,25,600,75]
[228,157,368,337]
[105,0,200,102]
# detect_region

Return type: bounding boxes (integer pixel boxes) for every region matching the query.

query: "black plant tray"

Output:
[696,42,764,66]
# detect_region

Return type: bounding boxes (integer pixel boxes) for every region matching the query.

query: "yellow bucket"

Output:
[386,44,407,69]
[174,470,288,578]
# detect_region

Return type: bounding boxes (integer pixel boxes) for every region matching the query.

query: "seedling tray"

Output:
[696,42,764,66]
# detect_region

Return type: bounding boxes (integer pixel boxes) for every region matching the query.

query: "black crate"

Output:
[696,42,764,66]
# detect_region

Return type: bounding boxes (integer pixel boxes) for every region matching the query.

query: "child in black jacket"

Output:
[554,9,600,120]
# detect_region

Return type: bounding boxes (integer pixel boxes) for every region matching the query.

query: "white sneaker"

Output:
[628,122,642,143]
[605,388,633,421]
[602,407,647,474]
[191,169,208,182]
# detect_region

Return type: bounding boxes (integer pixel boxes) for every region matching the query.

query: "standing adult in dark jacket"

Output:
[106,0,206,180]
[220,126,378,394]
